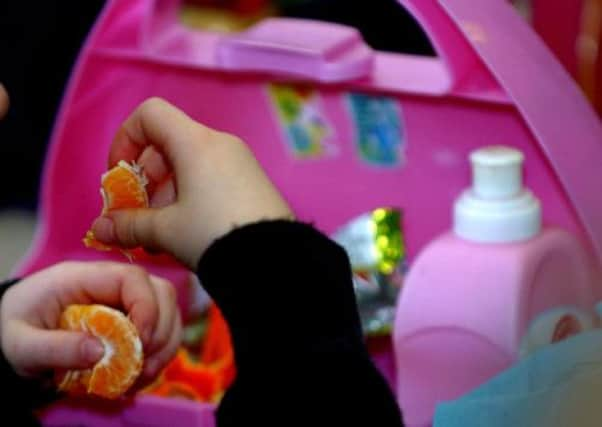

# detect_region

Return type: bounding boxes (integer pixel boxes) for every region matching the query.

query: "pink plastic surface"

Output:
[216,18,374,82]
[41,396,215,427]
[392,2,602,423]
[442,0,602,264]
[394,229,599,426]
[11,0,602,426]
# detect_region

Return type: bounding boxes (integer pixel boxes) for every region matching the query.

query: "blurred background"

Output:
[1,0,601,277]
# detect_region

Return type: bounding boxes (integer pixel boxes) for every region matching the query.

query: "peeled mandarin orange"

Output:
[56,304,144,399]
[98,160,149,212]
[84,160,149,256]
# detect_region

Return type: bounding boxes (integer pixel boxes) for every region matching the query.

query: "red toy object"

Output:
[184,0,269,15]
[530,0,602,115]
[576,0,602,114]
[145,304,236,403]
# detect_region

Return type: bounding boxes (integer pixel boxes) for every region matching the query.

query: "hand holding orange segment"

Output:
[0,262,180,396]
[84,160,149,258]
[56,304,144,399]
[90,98,293,270]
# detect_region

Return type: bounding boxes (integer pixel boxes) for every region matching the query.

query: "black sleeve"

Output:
[197,220,404,426]
[0,279,57,427]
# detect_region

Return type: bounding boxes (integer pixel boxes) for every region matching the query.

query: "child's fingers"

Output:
[92,208,168,257]
[108,97,210,177]
[0,83,9,118]
[150,177,176,208]
[138,145,171,194]
[146,276,179,354]
[9,323,103,375]
[142,313,182,379]
[107,127,142,169]
[52,262,160,346]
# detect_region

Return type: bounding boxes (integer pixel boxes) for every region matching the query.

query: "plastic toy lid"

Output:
[454,145,541,243]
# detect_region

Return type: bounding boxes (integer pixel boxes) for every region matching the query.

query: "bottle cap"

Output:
[454,146,541,243]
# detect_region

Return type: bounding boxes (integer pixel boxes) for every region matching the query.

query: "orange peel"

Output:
[144,304,235,403]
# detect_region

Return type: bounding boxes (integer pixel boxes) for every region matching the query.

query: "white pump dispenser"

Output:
[453,145,541,243]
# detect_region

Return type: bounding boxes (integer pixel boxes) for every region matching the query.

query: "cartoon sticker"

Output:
[267,83,336,159]
[347,93,406,167]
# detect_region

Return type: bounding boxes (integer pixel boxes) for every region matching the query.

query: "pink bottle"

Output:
[393,146,599,427]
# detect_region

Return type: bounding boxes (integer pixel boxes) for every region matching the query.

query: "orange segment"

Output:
[56,304,144,399]
[84,160,149,257]
[99,160,149,213]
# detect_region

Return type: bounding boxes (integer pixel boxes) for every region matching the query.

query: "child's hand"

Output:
[91,98,293,270]
[0,83,9,118]
[0,262,181,381]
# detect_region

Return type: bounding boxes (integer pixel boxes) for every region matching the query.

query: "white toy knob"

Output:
[471,146,524,199]
[454,145,541,243]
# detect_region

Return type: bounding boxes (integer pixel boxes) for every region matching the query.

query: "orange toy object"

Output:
[83,160,149,258]
[56,304,144,399]
[146,304,235,403]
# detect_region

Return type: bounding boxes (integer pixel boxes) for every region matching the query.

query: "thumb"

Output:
[92,209,159,250]
[13,325,104,375]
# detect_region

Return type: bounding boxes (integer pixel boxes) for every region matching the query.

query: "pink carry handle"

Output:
[439,0,602,261]
[141,0,180,51]
[398,0,602,261]
[215,18,374,83]
[141,0,374,82]
[140,0,497,89]
[398,0,494,91]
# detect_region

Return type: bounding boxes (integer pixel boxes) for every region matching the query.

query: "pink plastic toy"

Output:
[13,0,602,426]
[394,145,601,427]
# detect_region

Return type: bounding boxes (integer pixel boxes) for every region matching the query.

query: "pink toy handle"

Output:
[440,0,602,261]
[397,0,492,90]
[395,0,602,258]
[140,0,375,82]
[139,0,491,88]
[140,0,181,51]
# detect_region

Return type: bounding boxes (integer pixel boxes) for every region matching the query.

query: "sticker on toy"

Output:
[347,93,406,167]
[267,83,337,159]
